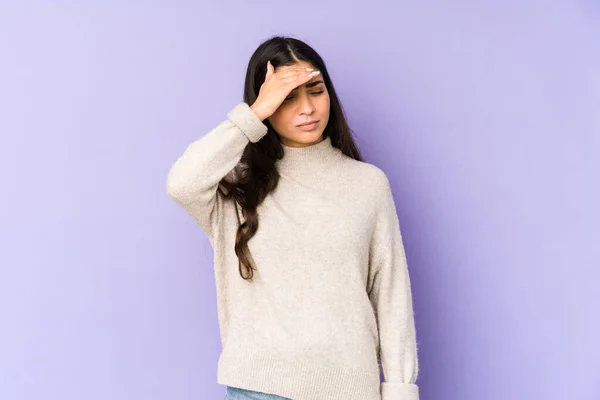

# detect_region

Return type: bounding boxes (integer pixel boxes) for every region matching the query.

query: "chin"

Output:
[291,132,324,144]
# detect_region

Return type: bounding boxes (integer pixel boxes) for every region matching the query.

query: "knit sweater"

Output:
[166,102,420,400]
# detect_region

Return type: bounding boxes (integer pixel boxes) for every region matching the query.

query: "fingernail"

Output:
[306,68,314,71]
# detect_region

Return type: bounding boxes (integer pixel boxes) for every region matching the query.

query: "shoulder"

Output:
[337,154,392,195]
[335,154,395,217]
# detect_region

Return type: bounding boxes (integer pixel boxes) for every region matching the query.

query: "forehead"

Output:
[294,60,316,70]
[276,60,317,72]
[276,60,325,90]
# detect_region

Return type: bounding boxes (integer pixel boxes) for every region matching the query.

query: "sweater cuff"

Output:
[226,102,269,143]
[381,382,419,400]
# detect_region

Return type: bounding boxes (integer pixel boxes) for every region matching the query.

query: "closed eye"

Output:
[284,90,325,101]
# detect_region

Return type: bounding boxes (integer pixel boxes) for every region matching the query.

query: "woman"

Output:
[166,36,420,400]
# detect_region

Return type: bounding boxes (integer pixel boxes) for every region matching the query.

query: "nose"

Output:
[296,90,316,116]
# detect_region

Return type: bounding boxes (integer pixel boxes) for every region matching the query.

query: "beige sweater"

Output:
[166,102,420,400]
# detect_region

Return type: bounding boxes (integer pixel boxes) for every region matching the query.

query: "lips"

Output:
[297,120,319,127]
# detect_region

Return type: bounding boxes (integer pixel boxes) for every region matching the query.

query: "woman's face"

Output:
[267,61,330,148]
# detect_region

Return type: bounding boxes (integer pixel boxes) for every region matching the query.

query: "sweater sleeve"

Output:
[368,173,420,400]
[166,102,268,241]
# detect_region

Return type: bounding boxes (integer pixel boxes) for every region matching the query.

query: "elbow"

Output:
[165,167,210,206]
[165,168,189,203]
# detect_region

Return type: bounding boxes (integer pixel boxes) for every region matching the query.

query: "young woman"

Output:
[166,36,420,400]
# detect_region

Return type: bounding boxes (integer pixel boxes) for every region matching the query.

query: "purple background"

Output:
[1,1,599,399]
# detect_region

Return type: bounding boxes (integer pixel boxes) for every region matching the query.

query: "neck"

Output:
[275,135,342,174]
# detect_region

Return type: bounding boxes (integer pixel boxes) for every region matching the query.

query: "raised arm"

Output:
[166,102,268,240]
[166,62,322,240]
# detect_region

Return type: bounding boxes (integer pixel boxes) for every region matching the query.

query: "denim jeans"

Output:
[225,386,291,400]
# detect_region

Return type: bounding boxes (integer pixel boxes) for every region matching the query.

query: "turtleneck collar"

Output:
[275,135,342,174]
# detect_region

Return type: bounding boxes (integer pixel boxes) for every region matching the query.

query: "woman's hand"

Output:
[250,61,320,121]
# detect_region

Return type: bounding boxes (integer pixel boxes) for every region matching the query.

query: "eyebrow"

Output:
[292,79,325,91]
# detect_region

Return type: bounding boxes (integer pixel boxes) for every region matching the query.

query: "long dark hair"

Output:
[218,35,364,281]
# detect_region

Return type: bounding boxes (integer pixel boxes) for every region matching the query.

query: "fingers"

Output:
[280,69,320,83]
[291,70,321,89]
[279,71,307,82]
[265,62,309,82]
[304,70,321,82]
[278,68,314,79]
[264,61,321,91]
